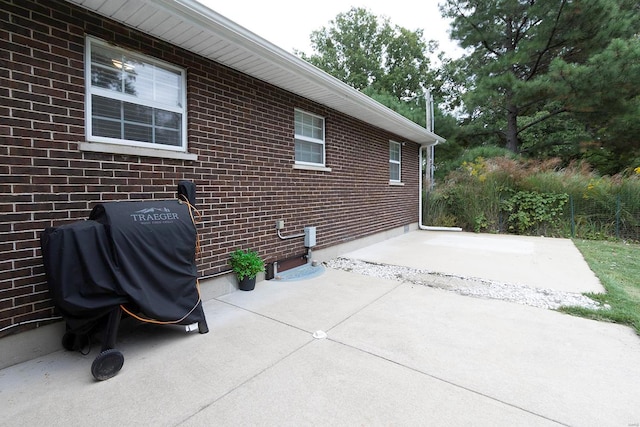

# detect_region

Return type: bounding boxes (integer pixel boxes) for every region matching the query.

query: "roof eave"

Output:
[66,0,446,145]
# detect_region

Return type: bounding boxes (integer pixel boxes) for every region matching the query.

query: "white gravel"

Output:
[325,257,607,311]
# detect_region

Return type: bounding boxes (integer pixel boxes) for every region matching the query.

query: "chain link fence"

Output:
[568,194,640,242]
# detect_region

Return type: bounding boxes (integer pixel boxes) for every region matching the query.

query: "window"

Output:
[389,141,401,182]
[85,37,187,152]
[294,109,325,166]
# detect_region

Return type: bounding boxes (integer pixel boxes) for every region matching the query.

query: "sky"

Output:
[196,0,463,59]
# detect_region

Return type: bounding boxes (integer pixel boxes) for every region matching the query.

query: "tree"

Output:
[549,36,640,172]
[298,7,437,102]
[441,0,639,155]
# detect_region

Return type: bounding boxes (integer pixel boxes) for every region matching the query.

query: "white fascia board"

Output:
[74,0,445,145]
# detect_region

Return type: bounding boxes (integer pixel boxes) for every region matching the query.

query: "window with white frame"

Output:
[389,141,401,182]
[294,109,325,166]
[86,37,187,151]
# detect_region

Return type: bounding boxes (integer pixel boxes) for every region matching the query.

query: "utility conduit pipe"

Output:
[277,229,305,240]
[275,224,317,267]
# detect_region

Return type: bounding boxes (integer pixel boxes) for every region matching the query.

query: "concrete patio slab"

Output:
[182,339,557,426]
[217,268,399,333]
[1,231,638,426]
[342,231,605,293]
[1,299,311,426]
[329,282,640,427]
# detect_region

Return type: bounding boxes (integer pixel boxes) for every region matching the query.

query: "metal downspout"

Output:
[419,145,462,232]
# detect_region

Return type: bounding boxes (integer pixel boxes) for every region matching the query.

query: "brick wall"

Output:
[0,0,421,335]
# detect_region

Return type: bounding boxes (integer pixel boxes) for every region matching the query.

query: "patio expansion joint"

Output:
[175,335,314,426]
[212,279,406,340]
[328,337,570,427]
[214,298,313,335]
[191,284,571,425]
[176,283,412,424]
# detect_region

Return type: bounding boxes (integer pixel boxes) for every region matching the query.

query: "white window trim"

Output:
[389,140,402,183]
[294,108,326,167]
[84,36,188,153]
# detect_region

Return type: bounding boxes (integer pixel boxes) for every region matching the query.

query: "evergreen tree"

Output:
[441,0,639,160]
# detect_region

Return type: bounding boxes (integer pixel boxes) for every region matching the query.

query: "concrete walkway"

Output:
[2,231,640,426]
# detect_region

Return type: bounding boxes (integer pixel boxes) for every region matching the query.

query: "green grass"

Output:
[561,239,640,335]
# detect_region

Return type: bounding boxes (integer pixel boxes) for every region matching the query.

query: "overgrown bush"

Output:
[500,190,568,236]
[426,155,640,240]
[435,145,516,181]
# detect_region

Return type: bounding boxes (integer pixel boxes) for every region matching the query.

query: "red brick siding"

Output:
[0,0,421,334]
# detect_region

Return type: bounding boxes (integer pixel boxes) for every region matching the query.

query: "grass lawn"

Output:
[562,239,640,335]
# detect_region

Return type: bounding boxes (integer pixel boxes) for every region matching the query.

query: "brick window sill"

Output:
[293,164,332,172]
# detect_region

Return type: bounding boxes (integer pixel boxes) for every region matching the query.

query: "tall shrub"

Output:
[500,191,569,236]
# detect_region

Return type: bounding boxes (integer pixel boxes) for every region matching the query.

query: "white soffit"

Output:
[65,0,445,145]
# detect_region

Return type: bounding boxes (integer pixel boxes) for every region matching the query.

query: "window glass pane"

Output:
[312,117,323,139]
[295,139,323,164]
[390,143,400,161]
[155,83,181,106]
[295,110,324,141]
[124,63,152,99]
[123,102,152,125]
[124,123,152,142]
[156,67,181,87]
[390,163,400,181]
[92,95,121,119]
[93,118,121,139]
[92,95,122,139]
[301,116,312,138]
[126,76,153,99]
[91,43,181,107]
[155,110,181,130]
[123,71,141,97]
[91,96,182,146]
[91,63,122,92]
[129,61,153,81]
[155,128,181,146]
[91,44,130,93]
[91,44,118,68]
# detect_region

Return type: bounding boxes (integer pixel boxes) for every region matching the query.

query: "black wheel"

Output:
[91,349,124,381]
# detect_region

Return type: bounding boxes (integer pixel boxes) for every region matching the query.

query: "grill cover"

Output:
[41,200,205,333]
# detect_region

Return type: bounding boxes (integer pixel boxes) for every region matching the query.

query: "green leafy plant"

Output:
[473,213,489,233]
[426,155,640,240]
[229,249,265,281]
[500,190,568,236]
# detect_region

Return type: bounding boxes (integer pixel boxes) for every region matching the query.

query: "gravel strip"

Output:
[325,257,606,311]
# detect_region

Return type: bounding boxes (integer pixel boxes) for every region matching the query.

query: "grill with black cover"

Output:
[41,183,208,380]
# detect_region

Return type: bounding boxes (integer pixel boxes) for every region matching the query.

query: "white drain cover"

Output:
[312,330,327,339]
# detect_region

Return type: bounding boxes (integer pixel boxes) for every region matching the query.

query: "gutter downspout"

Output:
[419,144,462,232]
[415,89,459,231]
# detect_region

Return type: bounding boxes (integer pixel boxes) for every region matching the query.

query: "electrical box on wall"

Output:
[304,226,316,248]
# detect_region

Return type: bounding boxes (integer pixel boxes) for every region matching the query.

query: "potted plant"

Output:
[229,249,265,291]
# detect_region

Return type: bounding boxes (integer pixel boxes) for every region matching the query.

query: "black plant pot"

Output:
[238,276,256,291]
